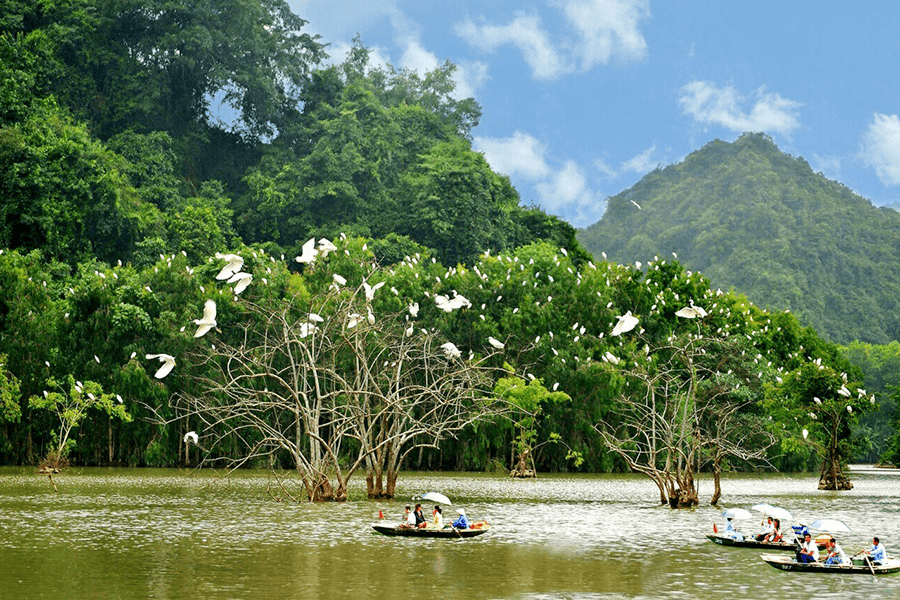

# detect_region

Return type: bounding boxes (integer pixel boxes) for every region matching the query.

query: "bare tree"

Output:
[595,333,773,508]
[172,279,510,501]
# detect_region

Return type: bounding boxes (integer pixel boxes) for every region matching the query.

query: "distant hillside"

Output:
[577,133,900,344]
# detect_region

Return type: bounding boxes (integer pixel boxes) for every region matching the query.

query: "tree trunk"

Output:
[818,455,853,490]
[710,453,722,506]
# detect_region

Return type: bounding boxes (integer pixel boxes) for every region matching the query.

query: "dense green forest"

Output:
[577,133,900,346]
[1,1,893,499]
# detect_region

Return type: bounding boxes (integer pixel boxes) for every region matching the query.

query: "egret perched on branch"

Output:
[214,253,243,280]
[409,302,420,318]
[193,300,217,338]
[317,238,337,257]
[146,353,176,379]
[610,311,639,337]
[441,342,462,358]
[488,337,504,350]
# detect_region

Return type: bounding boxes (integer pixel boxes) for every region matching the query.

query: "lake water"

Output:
[1,466,899,599]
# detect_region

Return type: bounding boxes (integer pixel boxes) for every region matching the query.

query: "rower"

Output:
[797,532,820,563]
[863,536,887,566]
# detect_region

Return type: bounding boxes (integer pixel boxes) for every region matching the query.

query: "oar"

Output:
[853,549,876,577]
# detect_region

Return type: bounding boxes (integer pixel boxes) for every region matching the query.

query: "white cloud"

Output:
[564,0,650,68]
[535,161,602,227]
[811,154,842,180]
[594,157,618,179]
[678,81,802,136]
[621,144,658,175]
[457,13,566,80]
[457,1,649,79]
[474,132,551,180]
[861,113,900,186]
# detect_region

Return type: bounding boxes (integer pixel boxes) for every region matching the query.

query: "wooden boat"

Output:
[372,522,490,538]
[706,534,799,551]
[760,553,900,574]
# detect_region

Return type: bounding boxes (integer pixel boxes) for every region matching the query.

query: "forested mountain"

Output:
[577,133,900,345]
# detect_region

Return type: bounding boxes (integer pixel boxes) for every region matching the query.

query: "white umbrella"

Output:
[722,508,753,520]
[421,491,452,505]
[767,507,793,523]
[751,503,775,514]
[809,518,851,533]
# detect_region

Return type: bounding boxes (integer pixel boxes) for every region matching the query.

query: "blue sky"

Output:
[288,0,900,227]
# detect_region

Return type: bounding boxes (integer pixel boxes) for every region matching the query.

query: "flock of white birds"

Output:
[112,234,871,449]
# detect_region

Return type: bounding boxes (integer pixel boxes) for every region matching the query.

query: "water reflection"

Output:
[1,467,899,599]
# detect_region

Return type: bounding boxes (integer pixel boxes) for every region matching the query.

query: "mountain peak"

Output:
[577,134,900,344]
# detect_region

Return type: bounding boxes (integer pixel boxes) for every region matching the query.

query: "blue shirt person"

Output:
[865,537,887,565]
[452,508,470,529]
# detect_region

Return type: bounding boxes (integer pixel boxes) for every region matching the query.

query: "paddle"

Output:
[852,549,876,577]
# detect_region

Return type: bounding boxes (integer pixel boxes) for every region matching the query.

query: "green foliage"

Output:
[0,354,21,422]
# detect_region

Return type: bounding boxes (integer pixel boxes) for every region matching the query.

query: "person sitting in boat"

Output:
[452,508,470,529]
[756,517,774,541]
[797,533,820,563]
[765,519,783,542]
[413,503,428,529]
[863,536,887,566]
[399,505,417,529]
[432,505,444,529]
[824,537,848,566]
[724,517,743,541]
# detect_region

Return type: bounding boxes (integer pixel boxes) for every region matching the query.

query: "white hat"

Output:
[457,508,466,515]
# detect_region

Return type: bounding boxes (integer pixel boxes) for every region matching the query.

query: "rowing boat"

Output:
[706,534,798,551]
[760,553,900,574]
[372,523,490,538]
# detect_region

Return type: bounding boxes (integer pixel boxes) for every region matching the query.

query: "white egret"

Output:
[441,342,461,359]
[228,272,252,295]
[299,323,318,338]
[317,238,337,257]
[308,313,325,323]
[675,305,708,319]
[409,302,420,318]
[802,429,808,439]
[367,309,375,325]
[488,337,504,350]
[193,300,217,338]
[363,281,385,302]
[214,253,243,280]
[146,353,176,378]
[347,314,361,329]
[295,238,318,264]
[610,311,639,336]
[837,385,851,397]
[184,431,199,445]
[630,199,642,209]
[332,274,347,286]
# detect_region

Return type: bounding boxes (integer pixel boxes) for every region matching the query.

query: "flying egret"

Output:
[214,253,244,280]
[193,299,217,338]
[317,238,337,257]
[295,238,318,264]
[347,314,361,328]
[675,305,708,318]
[630,199,642,209]
[488,337,504,350]
[146,353,176,378]
[184,431,199,445]
[363,281,385,302]
[610,311,639,336]
[227,272,252,295]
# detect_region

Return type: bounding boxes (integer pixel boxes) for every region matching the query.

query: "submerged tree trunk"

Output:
[818,456,853,490]
[710,453,722,506]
